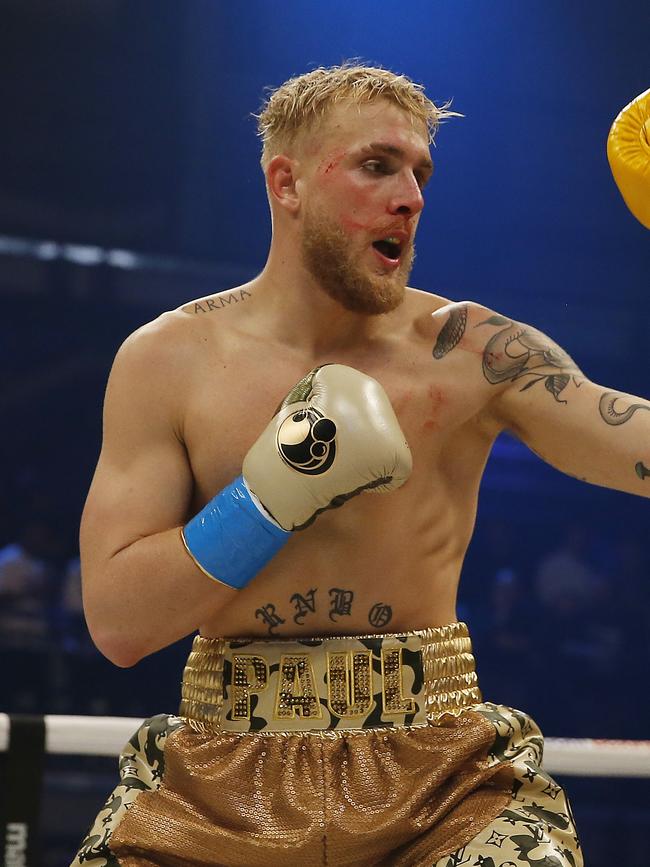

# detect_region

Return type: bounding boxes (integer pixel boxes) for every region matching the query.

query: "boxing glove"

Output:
[607,88,650,229]
[244,364,412,529]
[182,364,412,588]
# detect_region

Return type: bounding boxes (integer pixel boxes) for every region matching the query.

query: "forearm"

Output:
[592,389,650,496]
[83,526,238,667]
[507,383,650,498]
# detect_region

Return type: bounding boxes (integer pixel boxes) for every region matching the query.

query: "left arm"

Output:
[481,312,650,497]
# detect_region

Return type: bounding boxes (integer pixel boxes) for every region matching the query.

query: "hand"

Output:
[243,364,412,530]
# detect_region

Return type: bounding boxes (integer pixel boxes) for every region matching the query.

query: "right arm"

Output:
[80,317,237,668]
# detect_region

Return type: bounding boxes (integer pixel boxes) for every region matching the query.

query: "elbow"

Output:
[103,644,143,669]
[85,617,144,668]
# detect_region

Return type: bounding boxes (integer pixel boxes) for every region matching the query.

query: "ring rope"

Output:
[1,714,649,777]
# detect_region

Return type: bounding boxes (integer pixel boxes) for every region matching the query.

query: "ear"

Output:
[266,154,302,214]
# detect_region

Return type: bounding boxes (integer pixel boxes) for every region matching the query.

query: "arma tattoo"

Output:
[599,391,650,426]
[432,304,468,359]
[190,288,251,314]
[477,316,583,403]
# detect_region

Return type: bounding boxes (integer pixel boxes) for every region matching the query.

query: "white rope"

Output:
[1,714,649,777]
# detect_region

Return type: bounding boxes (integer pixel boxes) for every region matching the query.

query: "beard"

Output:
[300,207,415,315]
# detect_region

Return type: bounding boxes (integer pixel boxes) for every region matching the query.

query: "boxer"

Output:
[74,63,648,866]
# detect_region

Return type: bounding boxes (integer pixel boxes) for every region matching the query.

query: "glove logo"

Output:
[276,409,337,475]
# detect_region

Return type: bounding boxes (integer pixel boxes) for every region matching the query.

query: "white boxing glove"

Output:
[244,364,413,530]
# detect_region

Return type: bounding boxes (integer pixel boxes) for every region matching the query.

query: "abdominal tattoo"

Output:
[476,315,584,402]
[254,588,394,636]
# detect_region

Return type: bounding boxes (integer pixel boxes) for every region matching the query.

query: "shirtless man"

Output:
[73,65,647,867]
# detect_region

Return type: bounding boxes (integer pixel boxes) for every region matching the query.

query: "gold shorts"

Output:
[72,623,582,866]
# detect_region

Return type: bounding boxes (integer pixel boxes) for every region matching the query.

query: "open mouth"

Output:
[372,239,402,262]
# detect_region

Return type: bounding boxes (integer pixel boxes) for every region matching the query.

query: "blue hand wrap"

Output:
[181,475,291,590]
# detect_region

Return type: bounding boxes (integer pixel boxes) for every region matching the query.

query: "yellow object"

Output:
[607,88,650,229]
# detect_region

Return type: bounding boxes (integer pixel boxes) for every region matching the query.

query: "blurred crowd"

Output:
[469,518,650,739]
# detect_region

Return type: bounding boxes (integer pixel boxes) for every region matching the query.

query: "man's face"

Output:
[298,99,433,315]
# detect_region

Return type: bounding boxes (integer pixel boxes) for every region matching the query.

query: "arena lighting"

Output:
[34,241,60,260]
[0,233,202,274]
[61,244,105,266]
[105,248,139,269]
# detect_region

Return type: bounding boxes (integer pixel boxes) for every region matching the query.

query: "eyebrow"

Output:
[359,142,434,173]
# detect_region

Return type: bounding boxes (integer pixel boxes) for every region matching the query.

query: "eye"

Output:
[362,160,390,175]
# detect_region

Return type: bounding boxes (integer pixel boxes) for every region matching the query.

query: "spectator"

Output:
[0,518,58,710]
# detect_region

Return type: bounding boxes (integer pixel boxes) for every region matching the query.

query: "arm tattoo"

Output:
[432,305,468,359]
[635,462,650,481]
[478,317,583,403]
[599,391,650,426]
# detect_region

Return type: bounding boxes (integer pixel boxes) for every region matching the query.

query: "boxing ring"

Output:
[2,711,650,867]
[2,713,650,776]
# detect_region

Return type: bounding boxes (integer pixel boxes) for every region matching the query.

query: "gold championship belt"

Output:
[179,624,482,734]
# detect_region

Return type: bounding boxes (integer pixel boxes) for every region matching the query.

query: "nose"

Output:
[388,170,424,217]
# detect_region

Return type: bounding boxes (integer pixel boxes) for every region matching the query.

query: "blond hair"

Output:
[255,62,460,169]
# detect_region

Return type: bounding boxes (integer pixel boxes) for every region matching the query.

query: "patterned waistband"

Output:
[179,621,482,735]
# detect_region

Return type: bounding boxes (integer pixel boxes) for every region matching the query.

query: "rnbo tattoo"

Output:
[329,588,354,622]
[368,602,393,628]
[290,589,317,625]
[255,603,285,636]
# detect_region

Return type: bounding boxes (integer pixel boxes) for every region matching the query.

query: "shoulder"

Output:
[178,285,254,317]
[114,308,191,373]
[115,284,255,369]
[405,290,513,353]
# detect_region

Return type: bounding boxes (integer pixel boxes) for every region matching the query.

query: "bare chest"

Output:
[178,329,498,637]
[181,343,492,510]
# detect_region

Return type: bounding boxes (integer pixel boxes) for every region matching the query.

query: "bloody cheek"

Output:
[316,150,346,178]
[339,190,381,232]
[314,158,382,233]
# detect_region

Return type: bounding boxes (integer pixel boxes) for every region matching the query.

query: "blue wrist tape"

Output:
[181,475,290,590]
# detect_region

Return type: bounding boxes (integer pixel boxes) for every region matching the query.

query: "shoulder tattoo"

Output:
[432,304,468,359]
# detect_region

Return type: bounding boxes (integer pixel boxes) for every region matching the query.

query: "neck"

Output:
[247,240,391,358]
